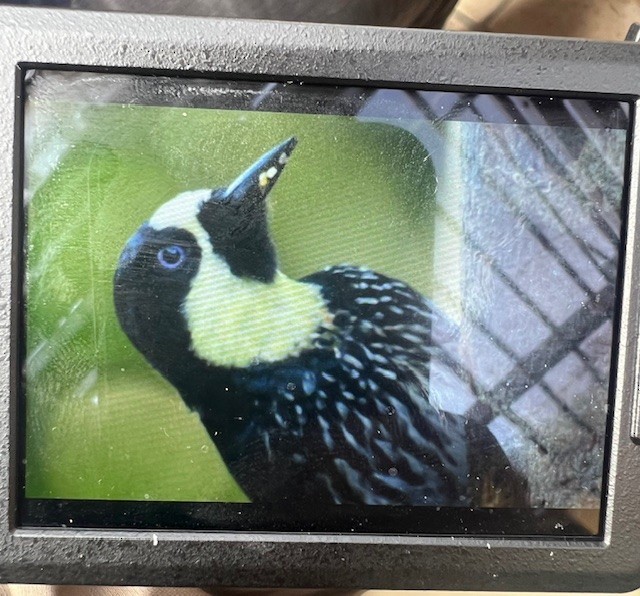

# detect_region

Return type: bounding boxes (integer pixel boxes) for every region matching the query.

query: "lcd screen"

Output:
[18,70,630,536]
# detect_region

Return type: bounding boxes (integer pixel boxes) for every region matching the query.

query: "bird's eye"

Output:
[157,245,186,269]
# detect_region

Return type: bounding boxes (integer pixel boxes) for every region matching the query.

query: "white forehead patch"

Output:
[149,189,212,232]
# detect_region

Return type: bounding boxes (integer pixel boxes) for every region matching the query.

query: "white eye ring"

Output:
[157,245,186,269]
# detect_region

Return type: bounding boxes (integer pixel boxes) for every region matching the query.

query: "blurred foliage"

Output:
[24,100,437,501]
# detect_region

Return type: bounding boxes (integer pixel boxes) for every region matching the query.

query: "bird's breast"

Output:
[184,268,330,368]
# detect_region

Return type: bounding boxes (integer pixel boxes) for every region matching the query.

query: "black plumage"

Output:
[113,138,528,507]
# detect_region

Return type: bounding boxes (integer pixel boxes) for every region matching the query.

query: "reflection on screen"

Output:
[20,71,629,536]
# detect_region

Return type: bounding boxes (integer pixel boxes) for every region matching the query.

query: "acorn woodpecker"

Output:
[113,138,527,507]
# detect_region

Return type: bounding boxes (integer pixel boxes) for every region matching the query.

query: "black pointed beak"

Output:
[195,139,297,283]
[223,137,297,202]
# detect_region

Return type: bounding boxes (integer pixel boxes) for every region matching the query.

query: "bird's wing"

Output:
[298,266,471,505]
[301,265,437,383]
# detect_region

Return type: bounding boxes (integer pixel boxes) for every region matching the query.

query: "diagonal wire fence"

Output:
[407,91,626,508]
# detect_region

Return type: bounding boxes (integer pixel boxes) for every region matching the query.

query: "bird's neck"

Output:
[183,268,332,368]
[164,360,247,428]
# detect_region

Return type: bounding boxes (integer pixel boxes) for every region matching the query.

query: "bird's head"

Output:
[114,138,327,383]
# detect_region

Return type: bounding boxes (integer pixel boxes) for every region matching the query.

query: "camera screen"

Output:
[19,70,630,537]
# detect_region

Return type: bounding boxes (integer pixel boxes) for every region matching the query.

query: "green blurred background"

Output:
[24,99,437,501]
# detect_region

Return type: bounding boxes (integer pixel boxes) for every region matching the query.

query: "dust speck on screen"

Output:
[18,70,629,536]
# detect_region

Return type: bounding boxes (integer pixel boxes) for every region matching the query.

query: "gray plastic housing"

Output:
[1,5,640,590]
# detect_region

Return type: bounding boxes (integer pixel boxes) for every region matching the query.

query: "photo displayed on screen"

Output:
[20,70,629,535]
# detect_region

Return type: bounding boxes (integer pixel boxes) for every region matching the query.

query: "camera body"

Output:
[2,5,640,590]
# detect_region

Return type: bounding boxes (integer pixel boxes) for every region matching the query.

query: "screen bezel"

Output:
[2,5,640,590]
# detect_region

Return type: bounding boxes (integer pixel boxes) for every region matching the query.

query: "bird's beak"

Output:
[223,137,297,202]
